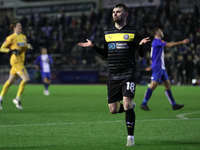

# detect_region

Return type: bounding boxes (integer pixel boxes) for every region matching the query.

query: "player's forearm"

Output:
[92,45,108,58]
[137,45,145,58]
[0,47,9,53]
[165,41,183,47]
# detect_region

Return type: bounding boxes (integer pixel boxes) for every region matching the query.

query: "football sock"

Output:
[127,135,134,140]
[142,88,153,106]
[118,103,124,113]
[0,96,2,101]
[125,109,135,136]
[0,80,11,97]
[165,90,176,106]
[16,80,26,98]
[15,97,20,101]
[44,83,49,90]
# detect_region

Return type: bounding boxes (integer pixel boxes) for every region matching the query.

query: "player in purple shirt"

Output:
[140,28,189,110]
[34,47,53,96]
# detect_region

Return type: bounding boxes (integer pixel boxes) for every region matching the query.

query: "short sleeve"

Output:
[155,40,167,47]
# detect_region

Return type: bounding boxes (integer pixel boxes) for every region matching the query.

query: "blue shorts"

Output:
[151,68,169,83]
[41,72,51,80]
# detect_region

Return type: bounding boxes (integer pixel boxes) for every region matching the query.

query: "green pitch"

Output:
[0,84,199,150]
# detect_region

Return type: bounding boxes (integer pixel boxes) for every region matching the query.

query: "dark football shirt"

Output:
[93,25,144,80]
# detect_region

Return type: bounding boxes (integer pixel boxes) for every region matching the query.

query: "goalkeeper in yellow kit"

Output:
[0,21,33,110]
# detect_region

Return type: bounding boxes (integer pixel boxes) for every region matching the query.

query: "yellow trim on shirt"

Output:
[105,33,135,42]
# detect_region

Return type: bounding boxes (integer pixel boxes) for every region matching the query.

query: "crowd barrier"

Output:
[0,68,151,84]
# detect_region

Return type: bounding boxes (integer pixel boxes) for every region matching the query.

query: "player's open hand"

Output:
[139,37,151,45]
[182,39,189,44]
[78,39,94,47]
[27,43,33,50]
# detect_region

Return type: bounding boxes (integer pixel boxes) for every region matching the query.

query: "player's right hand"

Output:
[78,39,94,47]
[35,65,39,69]
[9,49,19,55]
[182,39,189,44]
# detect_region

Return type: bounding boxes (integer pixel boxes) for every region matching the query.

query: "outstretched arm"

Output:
[134,30,151,58]
[78,39,108,58]
[137,37,151,58]
[139,37,151,45]
[165,39,189,47]
[78,39,94,47]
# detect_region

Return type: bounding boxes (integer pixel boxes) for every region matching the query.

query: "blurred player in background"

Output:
[140,28,189,111]
[0,21,33,110]
[78,3,150,146]
[34,47,53,96]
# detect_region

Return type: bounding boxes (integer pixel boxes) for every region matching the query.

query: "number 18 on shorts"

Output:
[107,78,136,103]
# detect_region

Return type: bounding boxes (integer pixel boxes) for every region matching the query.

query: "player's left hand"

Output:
[145,66,151,71]
[139,37,151,45]
[27,43,33,50]
[35,65,39,69]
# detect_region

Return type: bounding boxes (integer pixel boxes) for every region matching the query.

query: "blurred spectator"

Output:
[196,57,200,82]
[185,55,195,85]
[42,24,52,37]
[195,44,200,55]
[194,31,200,46]
[80,12,87,30]
[137,57,146,67]
[165,52,174,81]
[176,55,185,85]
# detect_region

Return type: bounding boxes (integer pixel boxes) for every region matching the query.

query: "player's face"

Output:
[41,48,47,54]
[158,29,164,38]
[14,23,22,33]
[112,7,127,23]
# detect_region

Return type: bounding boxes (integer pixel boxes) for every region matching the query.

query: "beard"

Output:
[113,17,123,23]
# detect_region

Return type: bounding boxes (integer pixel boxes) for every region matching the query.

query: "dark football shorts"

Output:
[107,77,136,104]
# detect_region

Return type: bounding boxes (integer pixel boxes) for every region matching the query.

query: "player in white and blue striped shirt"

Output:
[34,47,53,96]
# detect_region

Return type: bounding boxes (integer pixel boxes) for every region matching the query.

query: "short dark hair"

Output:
[10,20,20,31]
[114,3,129,13]
[152,27,160,36]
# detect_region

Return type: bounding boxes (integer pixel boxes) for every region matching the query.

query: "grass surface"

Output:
[0,84,199,150]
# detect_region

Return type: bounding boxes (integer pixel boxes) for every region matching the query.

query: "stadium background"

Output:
[0,0,199,85]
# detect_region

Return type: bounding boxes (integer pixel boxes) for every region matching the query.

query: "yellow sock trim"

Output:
[0,80,11,97]
[17,80,27,98]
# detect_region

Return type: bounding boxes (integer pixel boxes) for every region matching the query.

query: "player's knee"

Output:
[123,102,132,110]
[150,84,157,90]
[8,79,15,84]
[109,107,118,114]
[24,78,30,83]
[43,79,48,83]
[165,83,171,90]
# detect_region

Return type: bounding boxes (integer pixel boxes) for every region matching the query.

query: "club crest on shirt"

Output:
[108,43,115,50]
[123,34,129,40]
[161,40,166,43]
[22,69,25,72]
[23,38,26,41]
